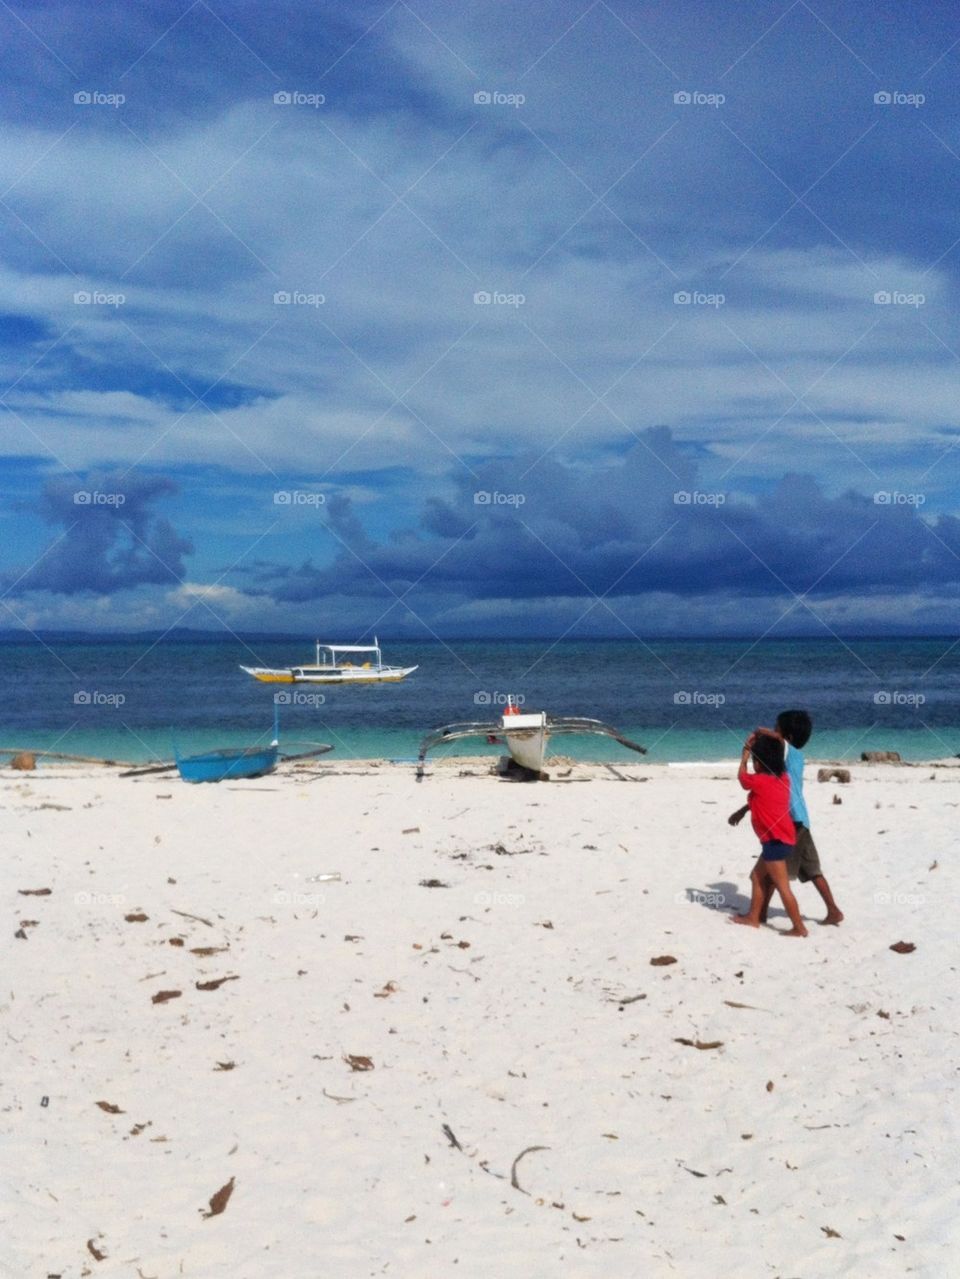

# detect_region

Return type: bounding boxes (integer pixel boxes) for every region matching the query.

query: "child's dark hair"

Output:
[751,733,786,776]
[776,709,813,749]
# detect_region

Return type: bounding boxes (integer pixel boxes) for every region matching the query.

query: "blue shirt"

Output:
[784,744,809,827]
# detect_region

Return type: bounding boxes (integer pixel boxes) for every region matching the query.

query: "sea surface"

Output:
[0,636,957,765]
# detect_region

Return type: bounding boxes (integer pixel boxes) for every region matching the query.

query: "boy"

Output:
[729,710,843,926]
[730,730,808,937]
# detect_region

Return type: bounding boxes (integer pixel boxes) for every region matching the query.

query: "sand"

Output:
[2,756,957,1278]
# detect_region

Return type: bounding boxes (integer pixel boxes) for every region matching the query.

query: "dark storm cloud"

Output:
[5,471,192,596]
[240,429,960,606]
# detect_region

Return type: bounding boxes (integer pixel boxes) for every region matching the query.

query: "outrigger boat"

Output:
[172,710,334,783]
[417,702,647,780]
[176,741,280,784]
[240,637,417,686]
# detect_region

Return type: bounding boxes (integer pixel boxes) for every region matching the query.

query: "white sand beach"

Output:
[3,757,957,1278]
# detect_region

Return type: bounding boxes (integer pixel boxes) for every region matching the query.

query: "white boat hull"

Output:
[502,712,548,772]
[240,665,418,685]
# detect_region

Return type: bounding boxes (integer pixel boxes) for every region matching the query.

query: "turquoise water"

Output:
[0,637,957,764]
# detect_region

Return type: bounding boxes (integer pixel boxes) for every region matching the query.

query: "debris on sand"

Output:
[151,990,182,1004]
[889,941,916,954]
[817,768,850,783]
[650,955,677,967]
[344,1054,375,1072]
[200,1176,235,1219]
[510,1145,550,1195]
[171,908,214,927]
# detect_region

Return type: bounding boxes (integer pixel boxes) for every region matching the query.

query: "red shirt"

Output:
[739,767,795,844]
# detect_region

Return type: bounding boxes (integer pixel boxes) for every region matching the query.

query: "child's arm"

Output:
[737,736,755,791]
[728,803,749,826]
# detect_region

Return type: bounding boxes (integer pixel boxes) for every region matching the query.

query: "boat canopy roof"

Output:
[319,643,380,653]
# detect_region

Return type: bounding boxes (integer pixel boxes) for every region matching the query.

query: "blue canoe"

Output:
[176,742,279,783]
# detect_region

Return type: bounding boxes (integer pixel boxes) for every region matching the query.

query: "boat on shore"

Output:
[417,702,647,779]
[173,708,334,783]
[240,638,417,686]
[176,741,280,784]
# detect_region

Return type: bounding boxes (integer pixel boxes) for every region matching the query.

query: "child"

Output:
[729,711,843,926]
[730,730,808,937]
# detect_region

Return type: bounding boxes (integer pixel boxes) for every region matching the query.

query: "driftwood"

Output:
[120,745,332,779]
[120,762,178,778]
[0,748,140,768]
[861,751,902,763]
[817,768,851,783]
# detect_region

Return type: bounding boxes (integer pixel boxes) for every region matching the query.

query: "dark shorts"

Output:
[761,840,793,862]
[786,824,822,882]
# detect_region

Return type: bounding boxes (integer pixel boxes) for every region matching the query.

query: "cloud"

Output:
[234,430,960,612]
[4,470,192,596]
[2,4,960,634]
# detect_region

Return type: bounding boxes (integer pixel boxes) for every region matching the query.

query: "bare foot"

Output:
[731,914,760,928]
[819,911,844,926]
[781,925,808,938]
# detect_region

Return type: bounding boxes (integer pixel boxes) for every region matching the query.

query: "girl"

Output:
[730,731,808,937]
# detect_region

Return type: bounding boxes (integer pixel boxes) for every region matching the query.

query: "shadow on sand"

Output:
[683,881,789,920]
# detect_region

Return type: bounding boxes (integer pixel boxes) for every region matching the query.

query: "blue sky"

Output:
[2,0,960,638]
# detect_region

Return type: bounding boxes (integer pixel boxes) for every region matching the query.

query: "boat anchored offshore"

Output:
[417,702,647,780]
[240,637,417,686]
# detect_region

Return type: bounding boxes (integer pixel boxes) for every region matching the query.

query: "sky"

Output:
[2,0,960,640]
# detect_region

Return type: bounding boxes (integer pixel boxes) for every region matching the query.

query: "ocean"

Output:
[0,636,956,765]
